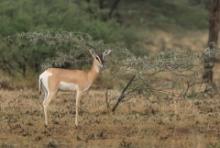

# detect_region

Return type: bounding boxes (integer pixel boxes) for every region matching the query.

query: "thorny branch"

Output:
[105,48,213,112]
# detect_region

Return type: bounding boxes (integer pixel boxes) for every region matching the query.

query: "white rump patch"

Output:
[59,81,78,91]
[39,71,53,93]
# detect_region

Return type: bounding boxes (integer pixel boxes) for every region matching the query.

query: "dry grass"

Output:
[0,89,220,148]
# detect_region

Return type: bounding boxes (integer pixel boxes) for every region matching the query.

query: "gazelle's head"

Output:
[89,49,112,69]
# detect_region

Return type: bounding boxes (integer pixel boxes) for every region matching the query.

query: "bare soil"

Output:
[0,89,220,148]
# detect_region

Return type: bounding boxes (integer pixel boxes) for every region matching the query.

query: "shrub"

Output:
[0,32,112,76]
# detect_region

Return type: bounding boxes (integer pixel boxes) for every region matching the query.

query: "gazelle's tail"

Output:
[39,76,42,94]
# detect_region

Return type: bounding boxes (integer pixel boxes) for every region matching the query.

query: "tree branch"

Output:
[112,75,136,112]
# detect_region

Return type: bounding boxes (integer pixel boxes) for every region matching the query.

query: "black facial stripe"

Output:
[96,56,102,64]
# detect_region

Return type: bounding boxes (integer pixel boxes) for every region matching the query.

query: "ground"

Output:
[0,89,220,148]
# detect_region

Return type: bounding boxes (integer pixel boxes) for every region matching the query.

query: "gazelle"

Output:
[39,49,111,127]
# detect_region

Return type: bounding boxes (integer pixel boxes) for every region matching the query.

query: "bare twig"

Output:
[105,89,110,112]
[112,75,136,112]
[138,76,177,96]
[182,80,190,98]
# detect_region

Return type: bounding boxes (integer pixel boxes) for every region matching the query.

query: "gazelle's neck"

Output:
[88,60,100,83]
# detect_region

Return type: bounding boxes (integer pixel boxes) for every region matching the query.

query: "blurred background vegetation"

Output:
[0,0,209,89]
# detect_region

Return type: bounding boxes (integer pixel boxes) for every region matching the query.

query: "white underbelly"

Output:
[59,81,78,91]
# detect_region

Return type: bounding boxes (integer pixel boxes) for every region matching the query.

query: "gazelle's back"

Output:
[46,68,89,84]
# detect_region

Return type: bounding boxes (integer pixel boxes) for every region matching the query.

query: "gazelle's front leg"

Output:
[75,90,81,127]
[43,92,56,126]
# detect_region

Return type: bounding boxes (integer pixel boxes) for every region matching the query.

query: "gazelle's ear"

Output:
[102,49,112,58]
[89,49,96,58]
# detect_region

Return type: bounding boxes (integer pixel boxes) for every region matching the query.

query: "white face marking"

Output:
[59,81,78,91]
[95,55,103,68]
[39,71,52,94]
[96,56,102,64]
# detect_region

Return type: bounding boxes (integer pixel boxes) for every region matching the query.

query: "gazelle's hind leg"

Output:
[75,90,81,127]
[43,91,56,126]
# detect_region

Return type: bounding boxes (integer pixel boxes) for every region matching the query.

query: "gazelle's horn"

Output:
[88,48,96,58]
[102,49,112,59]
